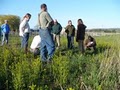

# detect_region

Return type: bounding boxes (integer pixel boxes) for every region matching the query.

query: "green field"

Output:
[0,34,120,90]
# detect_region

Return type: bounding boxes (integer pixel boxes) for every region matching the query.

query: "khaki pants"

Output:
[53,34,60,47]
[78,40,84,53]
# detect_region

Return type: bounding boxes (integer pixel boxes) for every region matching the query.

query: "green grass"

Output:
[0,34,120,90]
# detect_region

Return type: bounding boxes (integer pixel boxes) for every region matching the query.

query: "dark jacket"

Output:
[65,25,75,36]
[52,23,62,35]
[76,24,86,41]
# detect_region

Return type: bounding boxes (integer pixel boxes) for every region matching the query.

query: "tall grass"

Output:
[0,35,120,90]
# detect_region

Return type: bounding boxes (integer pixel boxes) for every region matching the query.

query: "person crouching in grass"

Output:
[76,19,86,53]
[30,35,41,57]
[19,13,31,54]
[30,35,48,58]
[84,35,96,51]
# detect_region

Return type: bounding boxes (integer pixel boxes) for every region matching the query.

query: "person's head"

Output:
[41,3,47,11]
[23,13,31,21]
[34,48,40,56]
[88,35,93,41]
[54,19,58,24]
[4,20,8,24]
[68,20,72,26]
[78,19,83,25]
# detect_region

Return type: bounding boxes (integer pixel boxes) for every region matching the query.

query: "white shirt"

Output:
[19,18,30,37]
[30,35,41,49]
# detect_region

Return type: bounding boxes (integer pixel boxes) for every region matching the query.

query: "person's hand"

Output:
[19,33,24,37]
[87,42,91,46]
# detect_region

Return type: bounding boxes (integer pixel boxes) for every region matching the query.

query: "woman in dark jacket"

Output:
[76,19,86,53]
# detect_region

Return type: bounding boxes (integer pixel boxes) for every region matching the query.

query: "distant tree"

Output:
[0,15,20,31]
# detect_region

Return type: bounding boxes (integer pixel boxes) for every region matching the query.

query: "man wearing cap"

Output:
[1,20,10,46]
[38,4,55,62]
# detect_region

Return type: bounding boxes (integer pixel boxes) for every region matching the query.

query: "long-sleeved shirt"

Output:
[19,18,30,37]
[38,11,53,30]
[1,24,10,34]
[65,25,75,36]
[30,35,41,49]
[52,23,62,35]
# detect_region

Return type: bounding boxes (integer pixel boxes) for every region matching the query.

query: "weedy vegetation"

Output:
[0,34,120,90]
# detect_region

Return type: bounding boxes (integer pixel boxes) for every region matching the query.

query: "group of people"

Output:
[19,4,55,62]
[0,3,96,62]
[64,19,96,53]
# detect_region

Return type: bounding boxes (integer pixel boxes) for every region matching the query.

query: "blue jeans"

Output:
[39,29,55,61]
[1,32,9,45]
[21,33,29,48]
[67,35,74,49]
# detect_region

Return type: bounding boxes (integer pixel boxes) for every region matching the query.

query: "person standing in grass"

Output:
[76,19,86,53]
[65,20,75,49]
[52,19,62,49]
[38,4,55,62]
[1,20,10,46]
[19,13,31,54]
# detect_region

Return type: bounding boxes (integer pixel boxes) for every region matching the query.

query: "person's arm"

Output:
[20,19,27,29]
[19,18,27,36]
[76,30,78,42]
[65,26,68,33]
[85,39,89,46]
[58,23,62,34]
[84,24,87,29]
[72,25,75,36]
[92,38,96,46]
[38,13,41,29]
[1,24,4,32]
[8,25,10,32]
[59,24,62,31]
[76,25,80,42]
[45,12,53,28]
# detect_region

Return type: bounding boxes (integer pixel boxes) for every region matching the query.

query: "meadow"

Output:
[0,34,120,90]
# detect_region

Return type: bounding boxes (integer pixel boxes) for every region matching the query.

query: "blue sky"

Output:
[0,0,120,29]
